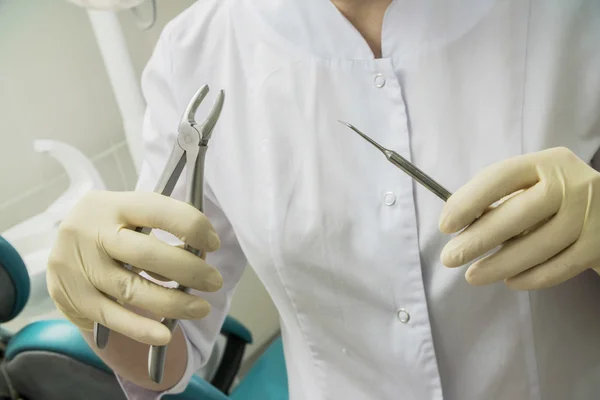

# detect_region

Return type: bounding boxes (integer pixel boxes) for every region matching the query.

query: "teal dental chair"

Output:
[0,236,288,400]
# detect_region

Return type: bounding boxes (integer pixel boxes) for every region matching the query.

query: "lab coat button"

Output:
[397,309,410,323]
[384,192,396,206]
[374,74,386,88]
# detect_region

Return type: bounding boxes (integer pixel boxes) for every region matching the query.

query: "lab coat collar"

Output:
[239,0,496,61]
[242,0,380,60]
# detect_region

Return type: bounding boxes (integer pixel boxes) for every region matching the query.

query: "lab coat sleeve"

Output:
[114,17,248,400]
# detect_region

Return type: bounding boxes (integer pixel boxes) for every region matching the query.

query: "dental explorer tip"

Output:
[338,120,388,153]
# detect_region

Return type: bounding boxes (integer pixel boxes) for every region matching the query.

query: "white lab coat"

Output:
[119,0,600,399]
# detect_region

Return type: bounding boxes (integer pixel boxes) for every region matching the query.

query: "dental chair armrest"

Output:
[221,316,252,344]
[210,316,253,394]
[5,320,234,400]
[3,320,111,373]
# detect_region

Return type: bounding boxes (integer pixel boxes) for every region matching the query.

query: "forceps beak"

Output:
[180,85,225,146]
[198,90,225,145]
[182,85,209,128]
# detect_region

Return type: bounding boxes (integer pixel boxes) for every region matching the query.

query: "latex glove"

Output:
[439,147,600,290]
[47,191,223,346]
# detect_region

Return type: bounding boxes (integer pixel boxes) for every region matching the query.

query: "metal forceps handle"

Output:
[147,86,224,384]
[147,145,207,384]
[338,121,453,201]
[93,85,225,385]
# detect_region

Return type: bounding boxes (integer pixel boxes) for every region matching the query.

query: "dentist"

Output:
[47,1,600,399]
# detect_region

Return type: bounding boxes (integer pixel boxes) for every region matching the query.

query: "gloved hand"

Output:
[47,191,223,346]
[439,147,600,290]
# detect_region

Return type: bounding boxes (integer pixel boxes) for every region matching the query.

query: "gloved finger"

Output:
[439,153,540,234]
[102,228,223,292]
[143,244,206,282]
[88,259,211,320]
[441,182,561,267]
[464,208,582,285]
[52,286,173,346]
[504,238,589,290]
[57,311,95,331]
[112,191,221,252]
[89,294,174,346]
[49,285,97,331]
[144,270,171,283]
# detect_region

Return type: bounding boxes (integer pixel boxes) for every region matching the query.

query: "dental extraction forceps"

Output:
[93,84,225,384]
[338,121,452,201]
